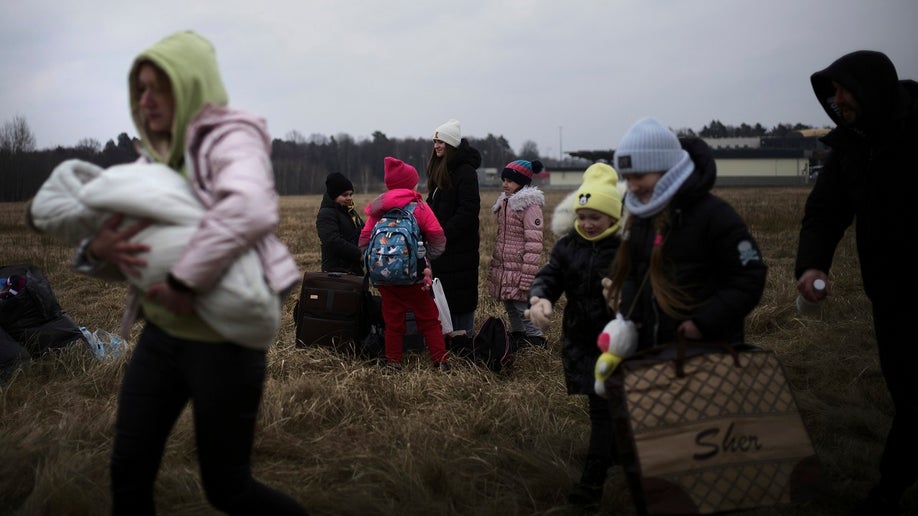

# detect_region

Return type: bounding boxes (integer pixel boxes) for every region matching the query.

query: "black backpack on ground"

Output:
[474,317,514,372]
[1,263,83,381]
[447,316,513,373]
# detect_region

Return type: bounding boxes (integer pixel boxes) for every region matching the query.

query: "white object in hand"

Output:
[796,278,826,315]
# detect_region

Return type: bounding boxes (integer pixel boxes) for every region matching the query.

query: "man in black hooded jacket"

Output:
[796,50,918,514]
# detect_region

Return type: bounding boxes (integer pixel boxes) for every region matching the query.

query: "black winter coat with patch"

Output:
[530,228,621,395]
[619,138,767,350]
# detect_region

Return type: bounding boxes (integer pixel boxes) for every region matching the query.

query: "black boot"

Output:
[508,331,525,351]
[567,456,610,508]
[523,335,547,348]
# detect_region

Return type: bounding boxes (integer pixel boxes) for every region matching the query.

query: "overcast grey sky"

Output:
[2,0,916,158]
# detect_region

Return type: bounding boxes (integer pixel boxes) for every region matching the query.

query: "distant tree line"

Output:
[0,116,545,202]
[1,123,141,203]
[0,115,819,202]
[678,120,818,138]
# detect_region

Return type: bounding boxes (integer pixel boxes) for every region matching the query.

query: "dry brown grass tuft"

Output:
[1,187,914,515]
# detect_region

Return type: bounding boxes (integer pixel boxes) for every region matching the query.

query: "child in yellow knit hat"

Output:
[525,162,624,507]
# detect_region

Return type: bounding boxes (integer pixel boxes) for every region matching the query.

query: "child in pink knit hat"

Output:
[359,157,449,371]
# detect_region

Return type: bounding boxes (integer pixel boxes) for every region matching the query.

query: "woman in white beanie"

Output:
[424,118,483,336]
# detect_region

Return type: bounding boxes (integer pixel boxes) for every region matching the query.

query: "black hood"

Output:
[671,137,716,207]
[811,50,901,135]
[447,138,482,170]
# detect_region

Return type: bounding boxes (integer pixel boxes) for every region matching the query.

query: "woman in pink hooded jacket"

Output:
[72,31,305,514]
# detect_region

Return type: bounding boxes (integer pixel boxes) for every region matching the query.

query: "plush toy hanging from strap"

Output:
[594,231,665,397]
[594,313,638,397]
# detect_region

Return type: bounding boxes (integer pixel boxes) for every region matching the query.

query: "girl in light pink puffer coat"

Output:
[487,160,546,348]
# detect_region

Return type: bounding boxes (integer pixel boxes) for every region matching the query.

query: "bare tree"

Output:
[285,130,306,144]
[0,115,37,152]
[76,137,102,154]
[519,140,540,161]
[308,133,329,145]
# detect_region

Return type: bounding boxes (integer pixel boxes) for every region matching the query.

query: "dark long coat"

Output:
[426,139,482,315]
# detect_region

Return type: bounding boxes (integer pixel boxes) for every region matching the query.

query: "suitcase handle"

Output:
[324,272,371,291]
[673,331,740,378]
[620,332,741,379]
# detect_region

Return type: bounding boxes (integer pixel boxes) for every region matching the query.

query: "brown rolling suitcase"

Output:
[293,272,367,349]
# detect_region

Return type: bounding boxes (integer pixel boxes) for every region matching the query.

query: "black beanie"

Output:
[325,172,354,198]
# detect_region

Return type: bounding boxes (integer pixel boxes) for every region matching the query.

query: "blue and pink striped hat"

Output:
[501,159,544,186]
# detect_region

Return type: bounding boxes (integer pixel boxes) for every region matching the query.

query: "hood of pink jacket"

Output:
[171,105,299,294]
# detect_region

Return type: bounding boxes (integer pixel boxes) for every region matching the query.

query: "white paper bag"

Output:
[432,278,453,334]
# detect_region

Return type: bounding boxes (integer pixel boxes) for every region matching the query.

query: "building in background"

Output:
[559,129,829,188]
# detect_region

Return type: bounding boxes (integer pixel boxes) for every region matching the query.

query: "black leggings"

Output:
[110,323,306,515]
[586,393,615,464]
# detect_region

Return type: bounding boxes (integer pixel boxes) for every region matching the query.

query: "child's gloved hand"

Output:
[524,296,553,329]
[601,277,615,311]
[421,267,432,291]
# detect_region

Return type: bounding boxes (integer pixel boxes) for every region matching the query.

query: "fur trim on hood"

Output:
[550,190,578,237]
[491,185,545,213]
[550,182,628,237]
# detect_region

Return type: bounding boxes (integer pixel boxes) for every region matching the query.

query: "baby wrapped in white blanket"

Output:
[29,159,280,348]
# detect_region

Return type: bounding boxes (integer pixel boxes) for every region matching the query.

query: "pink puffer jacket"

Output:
[487,186,545,302]
[175,105,300,294]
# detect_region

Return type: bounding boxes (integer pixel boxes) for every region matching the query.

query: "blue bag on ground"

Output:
[80,326,122,360]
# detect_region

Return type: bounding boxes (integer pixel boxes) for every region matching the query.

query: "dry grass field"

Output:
[0,186,914,515]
